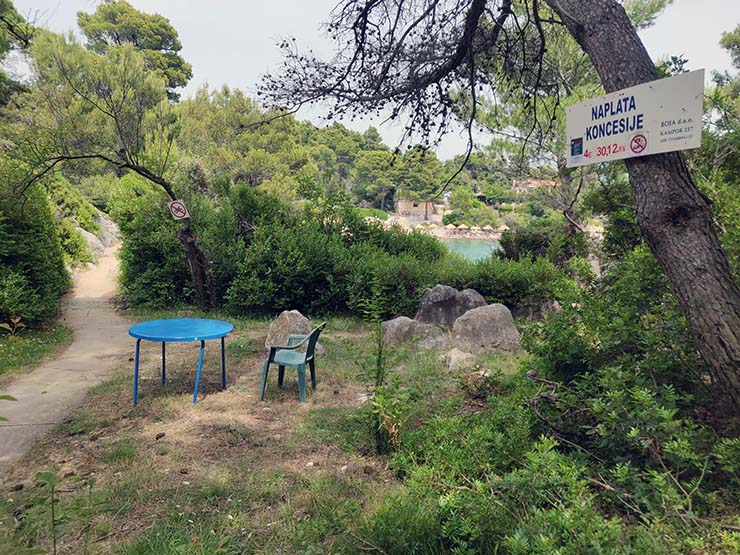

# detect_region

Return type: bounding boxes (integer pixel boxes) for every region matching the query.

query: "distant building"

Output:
[395,198,437,217]
[512,179,557,194]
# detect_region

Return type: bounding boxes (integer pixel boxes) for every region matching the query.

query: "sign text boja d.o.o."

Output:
[565,69,704,168]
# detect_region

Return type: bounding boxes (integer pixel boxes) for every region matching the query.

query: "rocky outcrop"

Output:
[451,304,521,352]
[77,227,104,258]
[94,213,119,247]
[415,284,487,329]
[445,348,478,371]
[381,316,449,349]
[265,310,323,353]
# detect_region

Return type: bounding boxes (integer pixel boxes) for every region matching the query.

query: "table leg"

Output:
[221,336,227,390]
[193,340,205,404]
[161,342,166,384]
[133,339,141,406]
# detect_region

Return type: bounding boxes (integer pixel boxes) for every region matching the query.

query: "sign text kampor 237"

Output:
[565,69,704,168]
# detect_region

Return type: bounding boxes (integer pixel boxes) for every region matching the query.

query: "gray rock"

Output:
[452,304,521,352]
[445,348,478,371]
[94,214,120,247]
[382,316,449,349]
[264,310,323,354]
[77,227,104,257]
[415,284,487,329]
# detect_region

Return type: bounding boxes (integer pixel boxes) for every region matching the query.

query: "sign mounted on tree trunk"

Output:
[168,200,190,220]
[565,69,704,168]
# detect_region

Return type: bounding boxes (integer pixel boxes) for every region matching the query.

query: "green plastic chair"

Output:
[260,322,326,402]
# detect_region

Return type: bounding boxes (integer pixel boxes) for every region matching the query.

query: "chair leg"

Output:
[297,364,307,403]
[259,359,271,401]
[309,359,316,389]
[278,365,285,388]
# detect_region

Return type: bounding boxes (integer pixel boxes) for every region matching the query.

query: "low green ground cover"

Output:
[1,298,738,554]
[0,324,72,380]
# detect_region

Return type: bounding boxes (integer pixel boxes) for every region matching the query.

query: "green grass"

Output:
[0,324,72,380]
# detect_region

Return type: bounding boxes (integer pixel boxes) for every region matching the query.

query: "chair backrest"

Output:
[306,322,326,358]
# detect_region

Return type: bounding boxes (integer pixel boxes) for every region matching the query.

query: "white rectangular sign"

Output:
[565,69,704,168]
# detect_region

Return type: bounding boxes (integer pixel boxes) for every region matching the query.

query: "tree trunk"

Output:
[177,219,217,310]
[546,0,740,412]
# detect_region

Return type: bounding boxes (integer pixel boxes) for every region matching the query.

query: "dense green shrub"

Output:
[347,244,436,318]
[226,222,353,314]
[0,184,69,324]
[57,218,93,265]
[109,180,193,308]
[439,256,565,307]
[500,218,588,266]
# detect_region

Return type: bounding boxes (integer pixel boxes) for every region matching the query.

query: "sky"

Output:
[12,0,740,159]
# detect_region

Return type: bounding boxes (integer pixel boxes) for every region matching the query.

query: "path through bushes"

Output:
[0,246,132,463]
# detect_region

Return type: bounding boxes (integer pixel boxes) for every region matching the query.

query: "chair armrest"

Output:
[268,335,310,359]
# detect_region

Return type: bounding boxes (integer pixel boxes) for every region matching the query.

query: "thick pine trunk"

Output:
[546,0,740,412]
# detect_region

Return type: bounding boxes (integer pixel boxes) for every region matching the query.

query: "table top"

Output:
[129,318,234,342]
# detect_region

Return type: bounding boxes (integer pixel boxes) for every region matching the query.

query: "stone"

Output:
[381,316,449,349]
[264,310,323,354]
[445,348,478,371]
[415,284,487,329]
[451,304,521,352]
[77,227,105,257]
[94,214,120,247]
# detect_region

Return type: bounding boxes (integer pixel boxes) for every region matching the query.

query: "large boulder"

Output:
[94,213,120,247]
[265,310,323,353]
[415,284,487,329]
[382,316,449,349]
[77,227,104,257]
[451,304,521,352]
[445,348,478,371]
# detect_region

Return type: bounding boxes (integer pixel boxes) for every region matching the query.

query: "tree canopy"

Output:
[77,0,192,100]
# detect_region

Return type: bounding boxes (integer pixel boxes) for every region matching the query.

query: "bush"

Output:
[109,180,193,308]
[439,256,566,308]
[0,184,69,324]
[348,244,436,318]
[226,222,353,314]
[500,219,588,266]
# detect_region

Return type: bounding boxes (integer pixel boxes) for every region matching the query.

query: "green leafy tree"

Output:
[77,0,192,100]
[4,31,215,309]
[353,150,397,210]
[396,146,442,219]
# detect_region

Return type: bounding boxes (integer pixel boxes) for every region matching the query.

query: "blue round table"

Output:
[129,318,234,405]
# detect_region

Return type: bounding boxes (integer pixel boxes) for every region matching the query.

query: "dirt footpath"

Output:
[0,246,133,464]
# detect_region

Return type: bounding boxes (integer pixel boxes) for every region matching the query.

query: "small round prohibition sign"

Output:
[169,201,187,218]
[630,134,647,154]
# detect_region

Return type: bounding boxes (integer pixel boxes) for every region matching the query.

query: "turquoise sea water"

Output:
[441,238,501,262]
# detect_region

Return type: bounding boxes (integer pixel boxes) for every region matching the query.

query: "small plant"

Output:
[35,470,61,555]
[0,316,26,336]
[357,278,401,454]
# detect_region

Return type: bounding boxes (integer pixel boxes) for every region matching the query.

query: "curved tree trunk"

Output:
[546,0,740,413]
[177,219,217,310]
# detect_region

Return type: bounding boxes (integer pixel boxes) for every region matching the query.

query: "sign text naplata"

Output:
[565,69,704,168]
